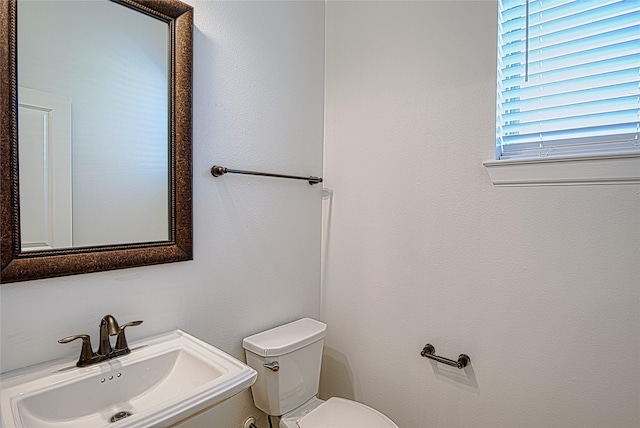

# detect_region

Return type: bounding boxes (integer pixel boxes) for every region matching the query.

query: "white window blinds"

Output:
[496,0,640,160]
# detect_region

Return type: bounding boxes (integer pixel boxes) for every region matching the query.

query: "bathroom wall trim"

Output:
[483,153,640,187]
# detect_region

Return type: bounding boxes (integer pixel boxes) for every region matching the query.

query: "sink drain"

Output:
[110,411,133,423]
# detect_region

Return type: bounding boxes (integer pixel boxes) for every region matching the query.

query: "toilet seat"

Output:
[295,397,398,428]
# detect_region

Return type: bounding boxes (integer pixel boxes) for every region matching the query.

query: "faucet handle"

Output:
[115,320,143,352]
[58,334,95,367]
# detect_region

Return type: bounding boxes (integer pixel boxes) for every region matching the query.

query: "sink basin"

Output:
[0,330,257,427]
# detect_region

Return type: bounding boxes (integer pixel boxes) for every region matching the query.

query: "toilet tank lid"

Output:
[243,318,327,357]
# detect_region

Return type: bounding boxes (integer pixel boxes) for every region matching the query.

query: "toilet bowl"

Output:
[279,396,398,428]
[242,318,398,428]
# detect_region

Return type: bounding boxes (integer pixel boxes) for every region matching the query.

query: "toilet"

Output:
[243,318,398,428]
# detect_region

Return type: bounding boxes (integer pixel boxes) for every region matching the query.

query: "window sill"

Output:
[483,153,640,187]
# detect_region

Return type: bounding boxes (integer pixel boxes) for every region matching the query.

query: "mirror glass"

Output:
[18,0,169,251]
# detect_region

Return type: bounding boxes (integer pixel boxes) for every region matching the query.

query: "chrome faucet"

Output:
[58,314,143,367]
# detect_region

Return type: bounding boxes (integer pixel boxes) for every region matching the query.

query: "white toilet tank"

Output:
[242,318,327,416]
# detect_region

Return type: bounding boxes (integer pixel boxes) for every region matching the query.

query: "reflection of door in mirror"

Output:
[17,0,170,250]
[19,87,72,251]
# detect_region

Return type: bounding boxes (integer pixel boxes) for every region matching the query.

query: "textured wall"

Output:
[1,2,325,427]
[322,1,640,427]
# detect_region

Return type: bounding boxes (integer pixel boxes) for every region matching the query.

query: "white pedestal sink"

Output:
[0,330,257,427]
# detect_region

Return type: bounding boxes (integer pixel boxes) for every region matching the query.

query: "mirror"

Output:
[1,0,193,283]
[18,0,171,251]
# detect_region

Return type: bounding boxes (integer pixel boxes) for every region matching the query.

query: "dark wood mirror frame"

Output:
[1,0,193,283]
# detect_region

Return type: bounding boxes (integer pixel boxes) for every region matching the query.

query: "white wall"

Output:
[2,1,325,427]
[322,1,640,427]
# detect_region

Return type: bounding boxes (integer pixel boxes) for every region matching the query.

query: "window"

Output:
[495,0,640,161]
